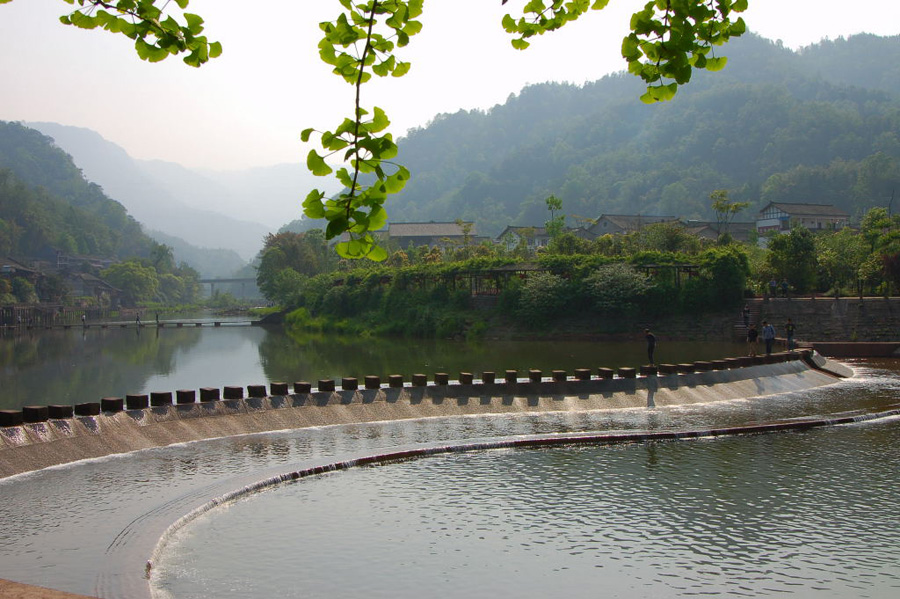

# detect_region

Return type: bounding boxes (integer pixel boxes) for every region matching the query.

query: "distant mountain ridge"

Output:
[0,121,155,261]
[25,122,274,262]
[383,32,900,235]
[12,32,900,251]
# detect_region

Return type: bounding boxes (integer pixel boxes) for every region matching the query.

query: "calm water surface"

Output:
[154,421,900,599]
[0,323,747,410]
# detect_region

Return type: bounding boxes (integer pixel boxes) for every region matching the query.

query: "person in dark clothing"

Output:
[645,329,657,365]
[747,323,758,356]
[762,320,776,355]
[785,318,796,350]
[742,304,750,327]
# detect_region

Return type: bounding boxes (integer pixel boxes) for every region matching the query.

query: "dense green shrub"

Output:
[584,263,652,314]
[517,271,570,325]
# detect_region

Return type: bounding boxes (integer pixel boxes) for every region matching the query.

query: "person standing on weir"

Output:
[747,323,758,356]
[645,329,657,365]
[785,318,796,350]
[762,320,776,355]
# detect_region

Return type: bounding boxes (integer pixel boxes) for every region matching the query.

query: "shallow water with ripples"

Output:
[149,361,900,599]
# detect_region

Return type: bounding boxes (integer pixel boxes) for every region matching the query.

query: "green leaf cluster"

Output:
[502,1,745,103]
[57,0,221,67]
[621,0,746,103]
[502,0,610,50]
[304,1,422,261]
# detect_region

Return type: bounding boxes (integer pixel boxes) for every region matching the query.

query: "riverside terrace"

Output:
[0,350,852,478]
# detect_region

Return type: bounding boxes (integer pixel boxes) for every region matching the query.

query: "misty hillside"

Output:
[380,33,900,235]
[134,160,337,230]
[147,230,246,279]
[25,122,271,262]
[0,121,156,260]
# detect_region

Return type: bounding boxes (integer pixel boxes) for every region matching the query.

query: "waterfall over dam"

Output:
[0,351,851,479]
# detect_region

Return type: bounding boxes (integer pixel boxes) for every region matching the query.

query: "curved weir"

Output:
[5,351,897,599]
[0,351,850,478]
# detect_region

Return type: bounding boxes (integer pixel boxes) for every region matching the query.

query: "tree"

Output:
[765,228,818,293]
[710,189,749,239]
[585,263,652,313]
[544,194,565,240]
[150,243,176,274]
[815,228,867,295]
[630,221,701,254]
[27,0,221,67]
[16,0,750,260]
[11,277,38,304]
[256,230,334,301]
[101,260,159,304]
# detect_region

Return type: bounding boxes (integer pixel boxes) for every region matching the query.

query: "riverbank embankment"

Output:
[0,351,850,479]
[758,296,900,342]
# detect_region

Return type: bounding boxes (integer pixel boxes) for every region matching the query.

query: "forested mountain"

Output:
[384,33,900,236]
[148,230,245,279]
[0,121,154,259]
[25,122,271,262]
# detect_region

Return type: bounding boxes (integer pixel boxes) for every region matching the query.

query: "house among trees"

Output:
[682,220,755,243]
[64,272,122,308]
[496,225,593,250]
[1,257,41,284]
[756,202,850,234]
[55,251,117,272]
[387,221,476,249]
[496,226,551,251]
[588,214,680,236]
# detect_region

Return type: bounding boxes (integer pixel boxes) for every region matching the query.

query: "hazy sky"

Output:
[1,0,898,171]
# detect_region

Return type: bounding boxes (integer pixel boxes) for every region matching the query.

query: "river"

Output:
[1,320,748,411]
[0,325,898,598]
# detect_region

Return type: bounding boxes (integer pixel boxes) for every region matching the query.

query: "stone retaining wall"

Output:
[758,297,900,342]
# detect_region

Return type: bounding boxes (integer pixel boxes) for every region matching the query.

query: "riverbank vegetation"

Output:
[257,203,899,339]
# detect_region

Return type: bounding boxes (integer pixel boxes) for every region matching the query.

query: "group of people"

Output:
[768,278,790,298]
[642,310,797,366]
[744,309,796,356]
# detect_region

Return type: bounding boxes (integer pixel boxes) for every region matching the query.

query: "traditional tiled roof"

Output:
[388,222,475,237]
[496,226,549,238]
[590,214,680,232]
[761,202,850,217]
[0,257,39,275]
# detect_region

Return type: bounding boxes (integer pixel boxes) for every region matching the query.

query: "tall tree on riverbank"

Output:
[766,228,818,293]
[710,189,749,241]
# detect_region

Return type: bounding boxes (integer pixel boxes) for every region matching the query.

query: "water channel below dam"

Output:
[0,322,898,599]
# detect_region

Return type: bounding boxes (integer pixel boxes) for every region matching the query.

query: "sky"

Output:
[1,0,899,171]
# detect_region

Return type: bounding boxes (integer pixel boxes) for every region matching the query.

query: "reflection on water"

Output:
[0,321,749,410]
[0,359,897,599]
[154,422,900,599]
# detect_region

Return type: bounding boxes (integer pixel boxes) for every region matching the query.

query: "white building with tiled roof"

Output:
[756,202,849,234]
